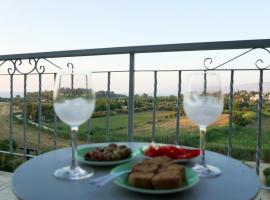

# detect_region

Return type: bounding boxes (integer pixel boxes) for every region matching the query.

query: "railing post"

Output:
[176,71,182,146]
[87,118,92,143]
[152,71,157,142]
[256,69,263,175]
[228,70,234,157]
[9,74,14,153]
[106,72,111,142]
[23,74,27,157]
[128,53,135,142]
[37,73,42,155]
[53,73,58,149]
[203,70,207,95]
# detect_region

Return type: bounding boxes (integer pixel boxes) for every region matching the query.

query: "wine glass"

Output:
[53,71,95,180]
[183,72,223,177]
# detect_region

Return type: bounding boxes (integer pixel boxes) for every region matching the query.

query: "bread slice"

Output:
[132,162,159,173]
[152,171,183,189]
[159,164,185,178]
[129,172,154,189]
[148,156,172,167]
[128,157,186,190]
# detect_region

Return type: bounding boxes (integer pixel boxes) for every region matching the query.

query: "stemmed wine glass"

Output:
[53,71,95,180]
[183,72,223,177]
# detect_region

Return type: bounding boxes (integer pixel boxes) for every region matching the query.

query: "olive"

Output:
[112,153,121,160]
[118,145,127,149]
[109,143,117,148]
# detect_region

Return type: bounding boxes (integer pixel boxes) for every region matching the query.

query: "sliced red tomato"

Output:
[144,145,200,160]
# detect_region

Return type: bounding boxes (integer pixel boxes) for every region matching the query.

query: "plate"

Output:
[140,145,200,163]
[111,162,199,194]
[77,146,139,166]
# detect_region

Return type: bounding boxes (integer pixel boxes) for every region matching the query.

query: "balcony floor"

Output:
[0,171,16,200]
[0,162,270,200]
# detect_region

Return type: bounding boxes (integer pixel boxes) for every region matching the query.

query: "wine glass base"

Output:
[54,166,94,180]
[193,164,221,178]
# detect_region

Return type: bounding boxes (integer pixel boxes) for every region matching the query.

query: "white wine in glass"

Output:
[53,72,95,180]
[183,72,223,177]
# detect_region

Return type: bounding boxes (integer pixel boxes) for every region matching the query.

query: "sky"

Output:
[0,0,270,95]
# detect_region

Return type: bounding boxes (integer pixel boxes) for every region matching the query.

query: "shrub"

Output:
[111,111,117,116]
[223,110,230,114]
[135,108,144,112]
[0,139,17,151]
[206,127,227,142]
[158,105,167,111]
[263,167,270,177]
[0,153,24,172]
[206,144,256,161]
[233,111,251,126]
[266,176,270,187]
[262,149,270,162]
[0,139,21,172]
[243,111,257,121]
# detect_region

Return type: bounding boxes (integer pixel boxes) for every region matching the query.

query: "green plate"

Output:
[77,146,139,166]
[111,162,199,194]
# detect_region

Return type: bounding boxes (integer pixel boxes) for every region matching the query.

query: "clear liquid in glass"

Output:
[54,97,95,127]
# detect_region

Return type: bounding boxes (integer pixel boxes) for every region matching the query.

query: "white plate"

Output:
[140,145,200,163]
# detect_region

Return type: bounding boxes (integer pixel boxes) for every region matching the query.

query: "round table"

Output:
[12,142,260,200]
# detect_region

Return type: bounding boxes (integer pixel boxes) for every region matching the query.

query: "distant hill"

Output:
[234,82,270,92]
[96,91,127,98]
[0,90,127,99]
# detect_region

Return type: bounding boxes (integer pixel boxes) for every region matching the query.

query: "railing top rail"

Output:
[0,39,270,61]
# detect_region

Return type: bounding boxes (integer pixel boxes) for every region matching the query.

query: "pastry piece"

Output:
[152,171,183,189]
[129,172,154,189]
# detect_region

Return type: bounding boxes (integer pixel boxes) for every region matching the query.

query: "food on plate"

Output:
[129,172,154,189]
[152,171,183,189]
[158,164,185,178]
[84,143,132,161]
[128,156,186,189]
[143,144,200,160]
[132,162,159,173]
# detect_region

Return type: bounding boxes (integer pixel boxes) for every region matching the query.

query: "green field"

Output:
[48,111,178,141]
[44,111,270,162]
[1,107,270,173]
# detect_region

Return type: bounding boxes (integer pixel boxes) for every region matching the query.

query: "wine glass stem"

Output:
[70,126,78,170]
[199,127,206,166]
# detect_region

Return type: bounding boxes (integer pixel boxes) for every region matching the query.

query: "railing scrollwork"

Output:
[0,58,62,75]
[203,48,270,70]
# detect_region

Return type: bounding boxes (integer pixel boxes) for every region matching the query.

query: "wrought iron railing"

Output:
[0,39,270,175]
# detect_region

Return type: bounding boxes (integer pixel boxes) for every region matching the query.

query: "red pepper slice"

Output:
[144,145,200,159]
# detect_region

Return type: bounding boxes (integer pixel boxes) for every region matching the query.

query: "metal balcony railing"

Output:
[0,39,270,175]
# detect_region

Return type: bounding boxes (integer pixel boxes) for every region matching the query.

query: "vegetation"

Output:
[0,139,24,172]
[2,89,270,172]
[233,111,252,126]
